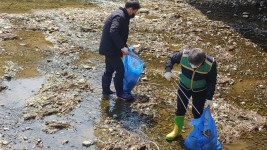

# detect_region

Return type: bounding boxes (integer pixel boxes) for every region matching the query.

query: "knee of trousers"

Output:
[115,69,124,78]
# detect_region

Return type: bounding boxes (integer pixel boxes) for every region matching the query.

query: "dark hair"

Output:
[188,48,206,65]
[125,0,141,10]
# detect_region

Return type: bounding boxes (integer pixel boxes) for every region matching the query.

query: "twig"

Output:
[147,141,160,150]
[138,82,161,86]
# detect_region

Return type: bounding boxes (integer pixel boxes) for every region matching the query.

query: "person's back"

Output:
[99,7,130,57]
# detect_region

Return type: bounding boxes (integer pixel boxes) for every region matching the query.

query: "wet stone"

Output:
[1,140,9,145]
[0,85,7,92]
[61,139,69,145]
[23,114,37,120]
[25,127,32,130]
[0,33,18,41]
[3,127,9,131]
[43,120,71,134]
[47,59,53,62]
[23,136,28,141]
[259,85,265,89]
[37,138,42,143]
[82,64,92,69]
[82,140,94,147]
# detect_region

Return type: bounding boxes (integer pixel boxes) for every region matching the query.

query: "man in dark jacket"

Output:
[164,48,217,141]
[99,0,141,100]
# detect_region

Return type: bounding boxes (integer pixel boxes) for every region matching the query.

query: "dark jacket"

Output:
[165,50,217,100]
[99,7,130,57]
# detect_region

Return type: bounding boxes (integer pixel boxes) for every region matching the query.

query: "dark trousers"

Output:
[176,84,206,118]
[102,56,124,96]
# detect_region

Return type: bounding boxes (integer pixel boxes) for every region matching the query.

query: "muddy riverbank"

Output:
[0,0,266,149]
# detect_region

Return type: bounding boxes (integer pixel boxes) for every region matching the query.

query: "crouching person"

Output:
[164,48,217,141]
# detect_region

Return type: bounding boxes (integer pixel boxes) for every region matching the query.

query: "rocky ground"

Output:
[0,0,266,149]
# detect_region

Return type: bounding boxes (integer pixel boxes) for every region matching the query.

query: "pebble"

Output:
[82,65,93,69]
[62,139,69,145]
[23,136,28,141]
[82,140,94,147]
[259,85,264,89]
[3,127,9,131]
[2,140,9,145]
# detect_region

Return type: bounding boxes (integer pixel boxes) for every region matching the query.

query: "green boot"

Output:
[165,116,185,141]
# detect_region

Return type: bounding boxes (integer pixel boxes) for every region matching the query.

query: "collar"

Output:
[119,7,130,19]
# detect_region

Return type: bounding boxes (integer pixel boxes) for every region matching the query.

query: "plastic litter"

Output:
[184,108,222,150]
[122,46,144,94]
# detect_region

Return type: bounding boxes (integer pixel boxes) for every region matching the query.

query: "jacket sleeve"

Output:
[165,51,183,72]
[206,60,217,100]
[110,15,125,50]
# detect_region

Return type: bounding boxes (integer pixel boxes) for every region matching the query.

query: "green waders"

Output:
[165,116,185,141]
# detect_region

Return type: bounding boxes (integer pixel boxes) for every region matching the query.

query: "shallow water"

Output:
[0,76,100,149]
[0,77,44,107]
[100,96,151,131]
[0,30,51,78]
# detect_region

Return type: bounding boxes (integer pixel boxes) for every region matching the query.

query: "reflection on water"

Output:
[0,30,51,78]
[0,77,45,108]
[102,96,150,131]
[0,81,99,150]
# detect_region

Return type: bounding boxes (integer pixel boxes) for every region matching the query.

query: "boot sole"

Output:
[165,137,177,141]
[165,135,182,141]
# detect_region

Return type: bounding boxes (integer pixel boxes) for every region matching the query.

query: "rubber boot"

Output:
[165,116,185,141]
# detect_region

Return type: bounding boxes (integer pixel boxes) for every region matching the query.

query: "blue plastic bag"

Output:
[184,108,222,150]
[123,47,144,94]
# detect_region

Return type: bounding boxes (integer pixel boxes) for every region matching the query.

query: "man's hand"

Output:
[121,47,129,55]
[204,100,213,108]
[164,72,175,81]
